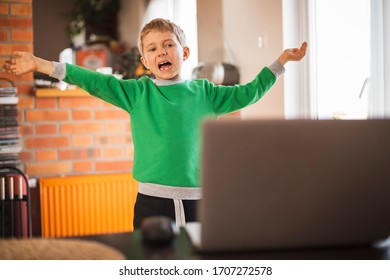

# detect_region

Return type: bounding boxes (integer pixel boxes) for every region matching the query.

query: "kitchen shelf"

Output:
[35,87,89,97]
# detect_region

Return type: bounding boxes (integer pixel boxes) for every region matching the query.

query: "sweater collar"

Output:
[153,78,186,86]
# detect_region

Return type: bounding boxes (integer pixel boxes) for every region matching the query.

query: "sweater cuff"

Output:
[268,59,285,80]
[49,62,66,81]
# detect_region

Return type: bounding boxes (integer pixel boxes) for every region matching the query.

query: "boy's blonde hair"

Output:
[138,18,187,56]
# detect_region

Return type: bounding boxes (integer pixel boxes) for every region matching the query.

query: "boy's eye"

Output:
[148,48,156,52]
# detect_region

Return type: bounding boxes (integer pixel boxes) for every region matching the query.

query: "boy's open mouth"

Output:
[158,61,172,71]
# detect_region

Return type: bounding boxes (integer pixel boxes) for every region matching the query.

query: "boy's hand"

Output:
[2,51,38,76]
[278,42,308,65]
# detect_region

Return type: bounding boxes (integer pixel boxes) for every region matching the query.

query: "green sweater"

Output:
[64,64,276,187]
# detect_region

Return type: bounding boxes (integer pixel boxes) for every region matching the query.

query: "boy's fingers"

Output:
[12,51,23,57]
[3,65,13,71]
[301,42,308,53]
[297,43,307,58]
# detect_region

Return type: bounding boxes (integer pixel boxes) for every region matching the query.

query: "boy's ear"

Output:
[183,46,190,61]
[140,56,149,69]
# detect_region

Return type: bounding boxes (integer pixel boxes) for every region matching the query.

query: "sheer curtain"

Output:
[369,0,390,118]
[282,0,316,119]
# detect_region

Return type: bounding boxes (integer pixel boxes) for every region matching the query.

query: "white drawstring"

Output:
[138,182,202,227]
[173,199,186,227]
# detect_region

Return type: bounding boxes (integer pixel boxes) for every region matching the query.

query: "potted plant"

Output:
[63,0,120,46]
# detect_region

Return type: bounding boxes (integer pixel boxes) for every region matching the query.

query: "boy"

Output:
[2,18,307,228]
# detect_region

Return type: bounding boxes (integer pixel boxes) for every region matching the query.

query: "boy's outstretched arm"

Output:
[277,42,308,65]
[2,43,307,76]
[1,51,53,76]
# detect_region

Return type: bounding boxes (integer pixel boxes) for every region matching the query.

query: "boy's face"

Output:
[140,30,190,80]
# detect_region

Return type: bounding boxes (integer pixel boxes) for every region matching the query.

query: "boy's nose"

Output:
[158,48,167,56]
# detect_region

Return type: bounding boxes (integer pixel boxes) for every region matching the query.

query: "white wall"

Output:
[196,0,224,63]
[118,0,146,49]
[197,0,284,119]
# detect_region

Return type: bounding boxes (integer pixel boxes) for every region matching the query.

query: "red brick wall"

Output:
[0,0,133,178]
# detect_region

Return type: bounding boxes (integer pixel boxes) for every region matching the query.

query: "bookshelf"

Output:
[0,78,31,239]
[0,78,21,168]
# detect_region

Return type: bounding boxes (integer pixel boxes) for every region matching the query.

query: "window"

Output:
[315,0,370,119]
[283,0,389,119]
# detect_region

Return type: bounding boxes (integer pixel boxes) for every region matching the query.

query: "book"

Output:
[0,174,30,238]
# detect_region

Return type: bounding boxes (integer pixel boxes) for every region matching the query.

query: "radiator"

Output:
[39,173,138,238]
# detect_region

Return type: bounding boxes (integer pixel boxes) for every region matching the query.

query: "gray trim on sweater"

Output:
[268,59,285,80]
[138,182,202,200]
[50,62,66,81]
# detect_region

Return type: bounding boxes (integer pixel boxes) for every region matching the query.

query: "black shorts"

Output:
[133,193,199,229]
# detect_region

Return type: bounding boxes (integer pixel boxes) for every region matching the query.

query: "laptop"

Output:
[185,119,390,252]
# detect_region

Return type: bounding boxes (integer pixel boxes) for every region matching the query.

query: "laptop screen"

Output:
[195,119,390,252]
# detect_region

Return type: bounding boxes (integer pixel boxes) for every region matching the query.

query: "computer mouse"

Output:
[140,216,179,245]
